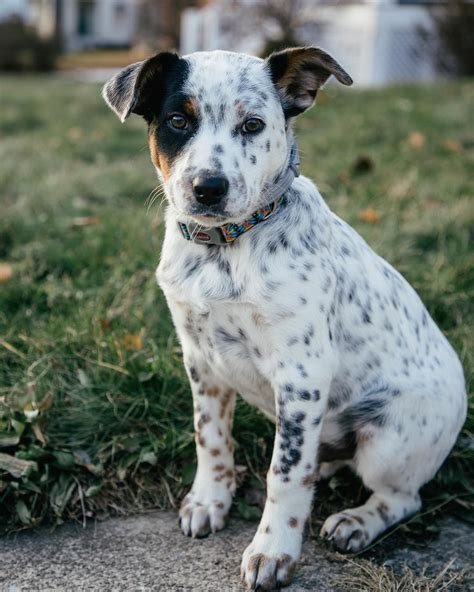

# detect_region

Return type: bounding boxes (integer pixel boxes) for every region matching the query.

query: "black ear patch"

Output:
[102,52,187,123]
[266,46,353,117]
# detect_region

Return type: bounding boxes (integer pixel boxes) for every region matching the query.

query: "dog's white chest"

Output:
[170,297,277,419]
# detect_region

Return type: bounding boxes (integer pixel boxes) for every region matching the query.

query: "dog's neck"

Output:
[176,143,300,247]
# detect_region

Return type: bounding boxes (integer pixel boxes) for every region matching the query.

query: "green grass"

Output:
[0,76,473,535]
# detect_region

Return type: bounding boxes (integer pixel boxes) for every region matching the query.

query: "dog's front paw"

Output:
[240,534,299,590]
[179,488,232,538]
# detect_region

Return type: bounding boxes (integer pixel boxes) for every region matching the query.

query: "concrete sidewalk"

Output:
[0,511,471,591]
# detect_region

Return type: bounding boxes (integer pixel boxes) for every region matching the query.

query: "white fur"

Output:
[105,49,467,591]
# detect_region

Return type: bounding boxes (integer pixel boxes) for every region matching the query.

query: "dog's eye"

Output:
[242,117,265,134]
[168,114,188,130]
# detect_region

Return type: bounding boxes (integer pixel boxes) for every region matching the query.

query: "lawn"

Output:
[0,76,473,536]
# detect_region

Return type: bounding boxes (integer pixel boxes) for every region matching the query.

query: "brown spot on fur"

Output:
[219,389,233,419]
[206,386,220,397]
[197,413,211,430]
[182,97,199,120]
[276,554,297,586]
[247,553,265,573]
[196,433,206,447]
[302,474,314,488]
[213,464,226,472]
[216,501,225,509]
[288,517,298,528]
[264,525,271,534]
[210,448,221,456]
[148,130,171,181]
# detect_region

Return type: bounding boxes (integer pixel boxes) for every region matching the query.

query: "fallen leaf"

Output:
[71,216,100,228]
[32,423,48,446]
[15,500,32,525]
[38,391,54,412]
[316,90,329,103]
[23,402,39,421]
[0,263,13,283]
[443,139,463,153]
[122,334,143,350]
[358,207,381,224]
[0,433,20,447]
[0,452,37,478]
[407,132,425,148]
[99,318,110,331]
[67,127,84,140]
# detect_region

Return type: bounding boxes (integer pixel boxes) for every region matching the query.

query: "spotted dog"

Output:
[103,48,467,590]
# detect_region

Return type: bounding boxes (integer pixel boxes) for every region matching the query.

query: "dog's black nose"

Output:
[192,176,229,205]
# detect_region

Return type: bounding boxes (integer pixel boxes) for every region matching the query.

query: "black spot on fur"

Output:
[338,393,388,433]
[278,410,306,474]
[189,366,199,382]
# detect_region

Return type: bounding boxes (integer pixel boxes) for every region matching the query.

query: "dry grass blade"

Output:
[0,338,26,360]
[75,353,131,376]
[334,558,468,592]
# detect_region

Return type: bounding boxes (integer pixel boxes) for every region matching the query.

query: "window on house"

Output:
[77,0,95,36]
[115,2,127,21]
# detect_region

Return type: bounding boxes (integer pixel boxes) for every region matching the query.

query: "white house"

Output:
[180,0,442,86]
[1,0,138,52]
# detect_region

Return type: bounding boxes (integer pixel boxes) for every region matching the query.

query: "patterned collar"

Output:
[177,144,300,246]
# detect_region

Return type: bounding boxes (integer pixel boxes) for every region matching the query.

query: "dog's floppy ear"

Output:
[102,52,181,123]
[266,47,352,117]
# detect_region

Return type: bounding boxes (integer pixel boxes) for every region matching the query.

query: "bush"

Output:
[429,0,474,76]
[0,17,58,72]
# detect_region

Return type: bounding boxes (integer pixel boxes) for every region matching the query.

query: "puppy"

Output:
[103,48,466,590]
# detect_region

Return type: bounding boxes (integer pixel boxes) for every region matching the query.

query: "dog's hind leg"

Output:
[320,421,425,552]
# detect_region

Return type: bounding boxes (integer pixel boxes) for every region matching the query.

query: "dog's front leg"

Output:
[241,356,333,590]
[179,353,236,538]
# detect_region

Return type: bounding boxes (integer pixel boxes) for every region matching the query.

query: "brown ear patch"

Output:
[267,46,352,116]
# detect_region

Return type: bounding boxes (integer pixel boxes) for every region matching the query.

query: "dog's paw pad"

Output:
[320,512,369,553]
[179,497,229,538]
[240,551,297,591]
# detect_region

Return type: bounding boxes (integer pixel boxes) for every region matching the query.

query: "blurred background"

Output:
[0,0,472,539]
[0,0,473,82]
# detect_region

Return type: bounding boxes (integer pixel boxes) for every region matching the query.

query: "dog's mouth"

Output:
[183,203,238,227]
[188,213,228,226]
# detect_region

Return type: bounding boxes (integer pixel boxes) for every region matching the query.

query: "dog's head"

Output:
[103,48,352,225]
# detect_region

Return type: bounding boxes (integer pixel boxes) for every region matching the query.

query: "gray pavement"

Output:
[0,511,471,591]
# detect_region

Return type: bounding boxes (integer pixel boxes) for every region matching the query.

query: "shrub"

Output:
[429,0,474,76]
[0,17,58,72]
